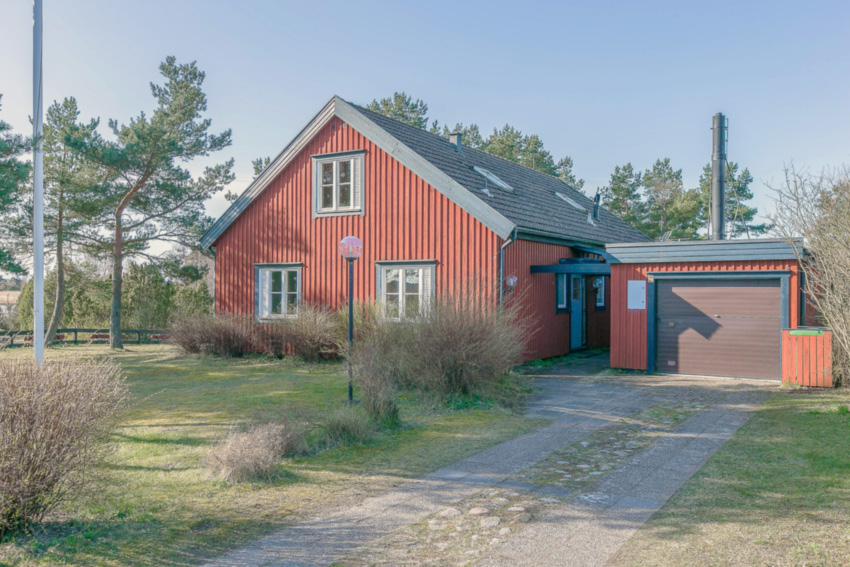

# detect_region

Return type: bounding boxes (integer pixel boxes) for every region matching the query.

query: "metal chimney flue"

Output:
[710,113,727,240]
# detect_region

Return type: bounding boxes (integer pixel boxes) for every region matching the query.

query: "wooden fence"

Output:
[782,328,833,387]
[0,329,167,348]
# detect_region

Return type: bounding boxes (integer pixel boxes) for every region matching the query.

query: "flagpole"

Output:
[33,0,45,363]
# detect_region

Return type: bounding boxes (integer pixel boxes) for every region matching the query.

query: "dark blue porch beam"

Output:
[530,263,612,275]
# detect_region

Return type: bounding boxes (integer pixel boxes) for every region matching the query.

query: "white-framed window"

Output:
[255,264,302,319]
[593,276,606,308]
[556,274,568,311]
[312,151,364,216]
[377,262,434,321]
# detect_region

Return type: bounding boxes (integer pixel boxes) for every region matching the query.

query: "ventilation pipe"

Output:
[592,192,601,221]
[449,131,462,152]
[711,113,727,240]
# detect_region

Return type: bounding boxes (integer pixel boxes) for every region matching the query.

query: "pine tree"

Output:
[68,57,234,348]
[698,162,772,237]
[643,158,701,240]
[555,156,585,190]
[439,123,485,149]
[39,98,99,342]
[252,156,271,178]
[0,95,29,274]
[599,163,645,228]
[367,92,430,129]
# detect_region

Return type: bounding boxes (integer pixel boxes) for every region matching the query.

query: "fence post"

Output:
[73,330,78,345]
[137,331,141,344]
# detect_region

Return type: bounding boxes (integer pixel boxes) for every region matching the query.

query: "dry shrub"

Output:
[0,359,128,537]
[407,285,532,397]
[349,322,410,427]
[773,165,850,385]
[333,301,385,345]
[206,420,306,483]
[319,405,374,446]
[344,282,532,414]
[284,304,336,361]
[257,304,337,361]
[169,313,255,357]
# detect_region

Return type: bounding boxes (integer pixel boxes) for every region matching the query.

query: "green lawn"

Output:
[612,388,850,567]
[0,345,543,567]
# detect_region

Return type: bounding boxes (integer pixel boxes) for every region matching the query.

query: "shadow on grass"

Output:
[112,433,209,447]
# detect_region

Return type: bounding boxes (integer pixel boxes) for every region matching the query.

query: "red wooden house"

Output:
[201,96,649,361]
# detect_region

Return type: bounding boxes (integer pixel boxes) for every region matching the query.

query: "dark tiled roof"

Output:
[353,105,651,245]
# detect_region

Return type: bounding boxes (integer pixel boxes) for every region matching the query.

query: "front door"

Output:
[570,275,585,350]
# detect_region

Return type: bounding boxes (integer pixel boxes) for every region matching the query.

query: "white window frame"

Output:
[312,151,365,217]
[594,276,606,308]
[376,261,435,321]
[556,274,568,312]
[255,264,302,320]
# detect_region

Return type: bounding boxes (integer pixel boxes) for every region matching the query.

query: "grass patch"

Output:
[521,348,609,370]
[0,345,543,567]
[612,388,850,567]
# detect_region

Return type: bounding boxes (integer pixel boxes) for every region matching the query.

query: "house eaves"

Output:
[200,96,516,250]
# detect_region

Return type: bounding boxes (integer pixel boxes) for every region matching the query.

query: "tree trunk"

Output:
[44,208,65,345]
[109,216,124,349]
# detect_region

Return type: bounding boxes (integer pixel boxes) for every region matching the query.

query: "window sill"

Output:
[314,209,364,218]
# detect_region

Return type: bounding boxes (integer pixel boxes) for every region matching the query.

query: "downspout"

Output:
[499,227,518,309]
[210,246,216,317]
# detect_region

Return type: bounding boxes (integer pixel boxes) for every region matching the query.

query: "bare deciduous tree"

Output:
[772,164,850,385]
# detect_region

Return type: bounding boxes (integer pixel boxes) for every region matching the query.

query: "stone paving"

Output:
[201,354,772,567]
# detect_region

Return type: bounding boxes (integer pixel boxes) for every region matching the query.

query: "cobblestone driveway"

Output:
[203,353,772,567]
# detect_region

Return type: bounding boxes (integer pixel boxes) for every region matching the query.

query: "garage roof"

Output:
[606,238,803,263]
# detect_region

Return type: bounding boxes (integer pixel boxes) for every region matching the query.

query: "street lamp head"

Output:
[339,236,363,260]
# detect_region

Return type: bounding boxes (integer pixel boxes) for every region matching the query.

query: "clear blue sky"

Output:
[2,0,849,227]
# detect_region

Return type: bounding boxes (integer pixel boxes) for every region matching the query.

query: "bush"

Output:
[407,288,531,398]
[257,304,337,361]
[283,304,337,362]
[206,420,306,483]
[169,313,255,357]
[319,405,375,446]
[348,321,410,427]
[333,301,385,345]
[0,359,128,537]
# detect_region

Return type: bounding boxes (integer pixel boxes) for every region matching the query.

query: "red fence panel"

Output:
[782,328,833,387]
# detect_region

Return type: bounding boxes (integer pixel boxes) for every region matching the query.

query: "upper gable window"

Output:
[312,151,364,216]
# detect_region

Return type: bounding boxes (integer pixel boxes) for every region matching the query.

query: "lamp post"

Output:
[339,236,363,402]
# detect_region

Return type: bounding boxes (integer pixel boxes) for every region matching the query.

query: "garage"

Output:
[655,278,781,379]
[606,239,802,381]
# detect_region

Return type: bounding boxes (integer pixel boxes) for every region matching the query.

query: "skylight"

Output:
[473,166,513,192]
[555,192,586,211]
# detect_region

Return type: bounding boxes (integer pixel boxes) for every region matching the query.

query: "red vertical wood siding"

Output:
[610,260,801,371]
[504,239,577,361]
[782,329,833,387]
[214,117,500,315]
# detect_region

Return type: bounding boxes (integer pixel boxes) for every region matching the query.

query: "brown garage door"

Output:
[655,279,781,379]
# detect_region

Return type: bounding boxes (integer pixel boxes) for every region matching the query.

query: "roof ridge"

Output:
[353,103,589,199]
